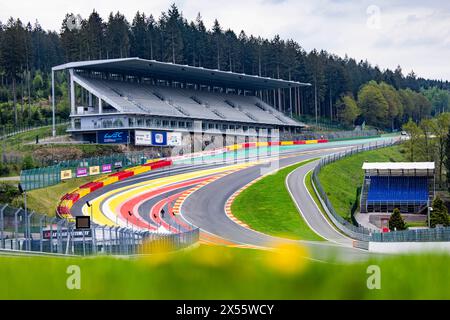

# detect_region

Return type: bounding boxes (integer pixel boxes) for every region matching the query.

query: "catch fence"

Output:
[0,204,199,255]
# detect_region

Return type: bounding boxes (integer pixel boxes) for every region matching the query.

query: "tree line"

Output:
[335,81,445,130]
[1,3,450,128]
[402,112,450,188]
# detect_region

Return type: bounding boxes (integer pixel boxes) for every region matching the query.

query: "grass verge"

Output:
[231,159,323,241]
[26,174,107,216]
[317,145,407,221]
[2,245,450,299]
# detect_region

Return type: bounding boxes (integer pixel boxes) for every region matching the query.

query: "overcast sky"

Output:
[1,0,450,81]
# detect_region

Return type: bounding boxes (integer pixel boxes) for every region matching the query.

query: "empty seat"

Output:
[75,76,303,127]
[367,176,428,204]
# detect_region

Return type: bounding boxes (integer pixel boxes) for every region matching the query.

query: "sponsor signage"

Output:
[98,130,128,144]
[135,130,180,146]
[43,228,92,240]
[60,170,72,180]
[114,161,123,169]
[135,130,152,146]
[76,167,88,177]
[151,131,167,146]
[167,132,182,146]
[101,164,112,173]
[89,166,100,175]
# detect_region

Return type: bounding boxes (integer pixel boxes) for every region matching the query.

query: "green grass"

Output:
[26,174,107,216]
[406,221,428,228]
[231,159,323,241]
[318,145,408,221]
[2,245,450,299]
[3,124,67,150]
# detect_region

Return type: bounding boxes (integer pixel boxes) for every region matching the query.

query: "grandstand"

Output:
[51,58,309,145]
[360,162,435,214]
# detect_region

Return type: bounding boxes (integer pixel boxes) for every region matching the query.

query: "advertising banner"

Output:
[60,170,72,180]
[76,167,88,177]
[167,132,182,146]
[135,130,152,146]
[98,130,129,144]
[89,166,100,175]
[43,228,92,240]
[151,131,167,146]
[101,164,112,173]
[114,161,123,169]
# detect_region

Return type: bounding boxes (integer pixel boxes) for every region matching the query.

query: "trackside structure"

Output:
[51,57,310,144]
[360,162,435,214]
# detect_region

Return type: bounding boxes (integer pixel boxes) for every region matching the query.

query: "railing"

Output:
[311,138,450,242]
[0,119,69,140]
[20,151,158,191]
[0,203,199,256]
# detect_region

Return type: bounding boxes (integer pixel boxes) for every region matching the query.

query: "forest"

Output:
[0,3,449,130]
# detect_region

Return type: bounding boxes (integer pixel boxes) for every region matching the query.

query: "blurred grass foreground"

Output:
[1,244,450,299]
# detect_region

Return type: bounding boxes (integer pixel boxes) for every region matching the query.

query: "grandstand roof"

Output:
[362,162,435,171]
[53,57,311,91]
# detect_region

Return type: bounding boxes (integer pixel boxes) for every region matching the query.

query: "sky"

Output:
[1,0,450,81]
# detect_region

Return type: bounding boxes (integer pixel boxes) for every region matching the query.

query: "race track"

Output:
[70,136,396,261]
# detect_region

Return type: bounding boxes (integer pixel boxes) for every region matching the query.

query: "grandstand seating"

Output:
[367,176,429,204]
[77,76,297,126]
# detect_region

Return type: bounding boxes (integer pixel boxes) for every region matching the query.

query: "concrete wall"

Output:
[369,241,450,253]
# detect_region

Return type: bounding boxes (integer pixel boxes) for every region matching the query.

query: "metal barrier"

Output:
[312,139,450,242]
[20,151,155,191]
[0,204,199,255]
[0,119,68,140]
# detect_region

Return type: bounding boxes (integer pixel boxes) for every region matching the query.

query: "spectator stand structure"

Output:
[50,57,309,143]
[360,162,435,214]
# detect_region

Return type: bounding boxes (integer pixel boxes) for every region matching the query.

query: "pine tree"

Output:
[446,130,450,192]
[389,208,406,231]
[429,196,450,228]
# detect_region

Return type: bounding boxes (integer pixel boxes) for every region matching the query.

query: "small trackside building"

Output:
[360,162,435,214]
[50,57,310,146]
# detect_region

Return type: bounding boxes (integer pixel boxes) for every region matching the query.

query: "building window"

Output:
[163,120,169,127]
[170,121,177,127]
[74,118,81,129]
[178,121,185,128]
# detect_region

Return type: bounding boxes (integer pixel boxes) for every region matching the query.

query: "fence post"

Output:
[27,211,34,251]
[0,205,6,249]
[91,224,97,255]
[39,215,46,252]
[13,208,21,250]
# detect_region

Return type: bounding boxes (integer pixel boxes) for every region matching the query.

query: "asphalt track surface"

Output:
[71,137,396,261]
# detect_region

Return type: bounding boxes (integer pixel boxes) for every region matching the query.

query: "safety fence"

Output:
[312,139,450,243]
[0,119,68,140]
[57,159,173,219]
[20,151,157,191]
[0,203,199,256]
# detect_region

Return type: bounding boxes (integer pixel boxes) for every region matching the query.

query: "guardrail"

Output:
[0,120,68,140]
[311,138,450,243]
[0,203,199,256]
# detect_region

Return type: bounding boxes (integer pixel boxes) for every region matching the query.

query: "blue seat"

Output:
[367,176,428,204]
